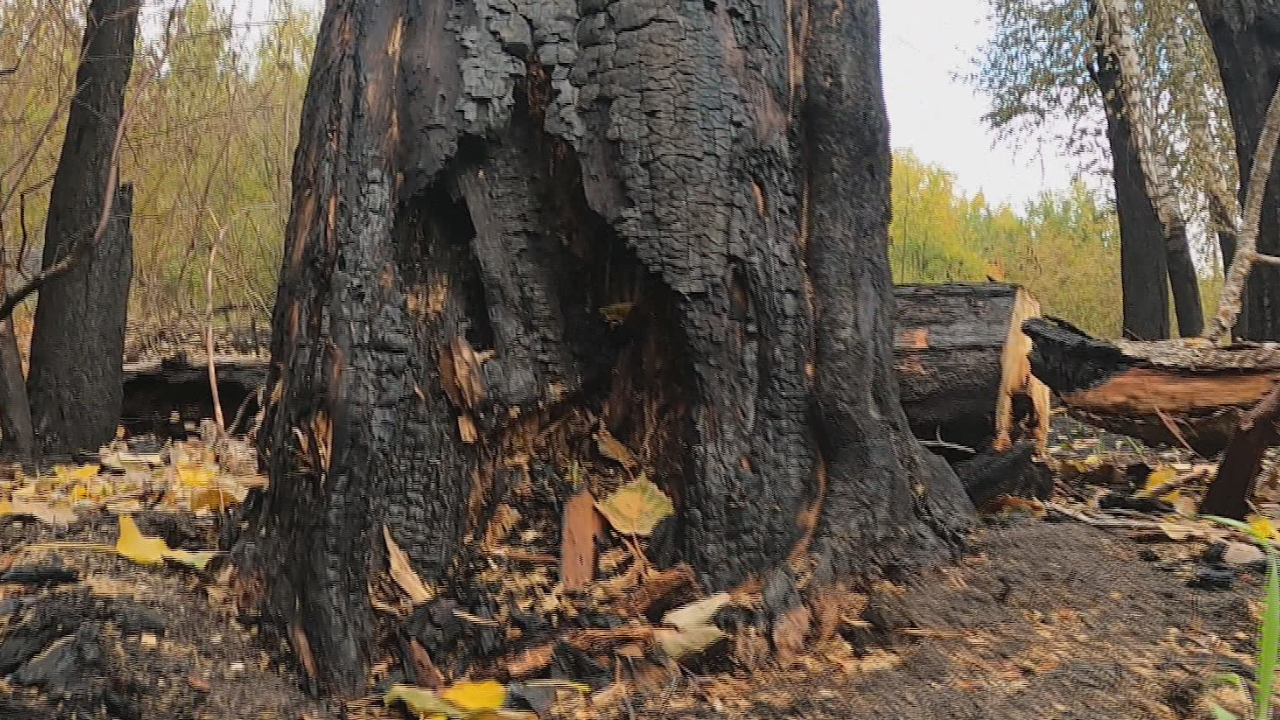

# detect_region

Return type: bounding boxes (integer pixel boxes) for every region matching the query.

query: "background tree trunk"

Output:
[25,0,137,454]
[1090,8,1170,341]
[1092,0,1205,338]
[1197,0,1280,340]
[247,0,972,695]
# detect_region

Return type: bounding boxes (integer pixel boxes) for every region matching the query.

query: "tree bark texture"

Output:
[1197,0,1280,340]
[25,0,137,454]
[1092,0,1203,337]
[0,249,33,457]
[250,0,973,695]
[893,283,1050,454]
[1090,9,1171,341]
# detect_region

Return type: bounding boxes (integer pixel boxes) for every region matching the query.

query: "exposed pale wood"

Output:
[894,283,1049,454]
[1025,316,1280,455]
[1200,381,1280,518]
[996,287,1051,451]
[1064,368,1280,414]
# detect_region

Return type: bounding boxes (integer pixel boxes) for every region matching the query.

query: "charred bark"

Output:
[0,257,33,457]
[1089,4,1170,341]
[25,0,137,454]
[1090,0,1203,337]
[893,283,1050,455]
[1197,0,1280,340]
[248,0,972,694]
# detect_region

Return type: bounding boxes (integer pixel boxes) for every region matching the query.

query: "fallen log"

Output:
[1022,316,1280,456]
[1199,381,1280,519]
[121,354,268,437]
[893,283,1051,456]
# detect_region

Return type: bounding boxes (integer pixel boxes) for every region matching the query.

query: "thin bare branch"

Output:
[0,7,174,323]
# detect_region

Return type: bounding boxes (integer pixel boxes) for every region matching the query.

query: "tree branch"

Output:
[0,8,174,324]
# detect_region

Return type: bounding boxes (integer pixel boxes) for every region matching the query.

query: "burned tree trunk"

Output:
[25,0,137,454]
[1089,6,1170,341]
[1197,0,1280,340]
[247,0,972,695]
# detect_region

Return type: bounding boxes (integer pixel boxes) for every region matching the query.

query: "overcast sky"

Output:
[880,1,1076,206]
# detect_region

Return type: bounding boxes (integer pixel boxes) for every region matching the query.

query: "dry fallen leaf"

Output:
[176,464,216,489]
[595,425,639,470]
[115,515,218,569]
[655,593,732,661]
[1138,466,1180,502]
[662,593,730,630]
[0,500,77,527]
[596,477,673,537]
[560,491,601,591]
[384,679,533,720]
[655,624,726,660]
[383,525,434,605]
[116,515,170,565]
[53,464,100,483]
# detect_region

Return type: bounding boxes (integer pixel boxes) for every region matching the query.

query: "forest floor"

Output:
[0,398,1267,719]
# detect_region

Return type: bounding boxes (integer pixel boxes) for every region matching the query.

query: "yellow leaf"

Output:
[114,515,220,569]
[383,685,462,718]
[165,548,218,570]
[596,477,673,536]
[595,425,638,470]
[1139,466,1180,502]
[191,487,239,512]
[441,680,507,711]
[115,515,169,565]
[1249,515,1280,540]
[385,680,516,719]
[176,464,216,489]
[53,464,99,483]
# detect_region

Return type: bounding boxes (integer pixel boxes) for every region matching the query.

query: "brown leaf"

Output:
[187,675,211,692]
[290,622,318,683]
[408,638,445,690]
[771,605,812,667]
[483,504,521,550]
[623,563,698,616]
[560,491,601,591]
[457,414,478,443]
[506,644,555,679]
[595,424,639,470]
[383,525,434,605]
[562,626,655,653]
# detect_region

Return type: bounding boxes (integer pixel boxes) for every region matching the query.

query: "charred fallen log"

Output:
[892,284,1052,504]
[120,355,267,437]
[1023,316,1280,456]
[894,283,1051,457]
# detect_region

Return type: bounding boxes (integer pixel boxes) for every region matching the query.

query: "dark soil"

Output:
[641,520,1258,720]
[0,405,1262,719]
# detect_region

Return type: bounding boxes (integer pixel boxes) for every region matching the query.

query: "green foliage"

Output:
[0,0,316,324]
[1202,516,1280,720]
[968,0,1235,238]
[890,150,1123,336]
